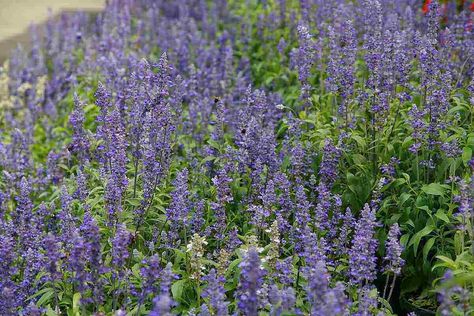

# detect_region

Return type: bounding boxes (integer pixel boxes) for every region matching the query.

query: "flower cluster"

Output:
[0,0,471,315]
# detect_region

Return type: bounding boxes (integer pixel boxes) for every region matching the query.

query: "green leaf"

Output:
[392,178,406,187]
[421,183,447,196]
[402,136,413,149]
[28,287,54,300]
[46,306,57,316]
[72,292,81,316]
[402,173,410,182]
[171,279,186,302]
[352,135,366,148]
[398,193,411,207]
[264,76,274,85]
[126,198,142,207]
[276,123,288,138]
[434,209,450,224]
[400,233,410,247]
[346,172,357,185]
[417,205,431,215]
[226,257,243,280]
[423,237,436,263]
[351,154,367,166]
[448,104,467,115]
[433,255,456,270]
[462,147,472,165]
[454,231,463,255]
[36,288,55,306]
[409,225,434,256]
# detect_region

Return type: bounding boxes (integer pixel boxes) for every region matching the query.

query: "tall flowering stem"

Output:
[237,248,266,316]
[202,269,229,316]
[383,223,405,301]
[349,203,379,286]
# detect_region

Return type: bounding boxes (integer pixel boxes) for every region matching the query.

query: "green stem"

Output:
[155,218,169,251]
[385,105,400,152]
[416,153,419,183]
[52,281,59,313]
[132,155,139,198]
[383,273,391,300]
[387,274,397,302]
[112,275,118,312]
[295,258,302,289]
[196,281,201,308]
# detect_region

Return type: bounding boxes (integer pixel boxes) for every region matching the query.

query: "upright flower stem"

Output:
[416,153,420,183]
[385,107,400,152]
[383,274,391,300]
[132,142,140,199]
[387,275,397,302]
[371,107,377,178]
[112,274,118,311]
[295,258,302,289]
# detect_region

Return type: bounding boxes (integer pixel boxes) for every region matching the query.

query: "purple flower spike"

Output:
[237,248,266,316]
[349,204,378,285]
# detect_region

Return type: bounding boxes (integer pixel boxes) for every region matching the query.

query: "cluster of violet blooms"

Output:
[0,0,473,315]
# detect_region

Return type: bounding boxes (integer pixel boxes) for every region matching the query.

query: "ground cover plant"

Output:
[0,0,473,315]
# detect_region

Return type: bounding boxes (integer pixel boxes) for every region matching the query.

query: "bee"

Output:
[67,143,74,153]
[130,232,139,244]
[213,96,221,103]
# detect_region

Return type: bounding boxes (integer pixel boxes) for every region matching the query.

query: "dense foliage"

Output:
[0,0,473,315]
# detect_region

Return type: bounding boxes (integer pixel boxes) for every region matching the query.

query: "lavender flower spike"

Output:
[349,203,378,285]
[237,247,266,316]
[384,223,404,275]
